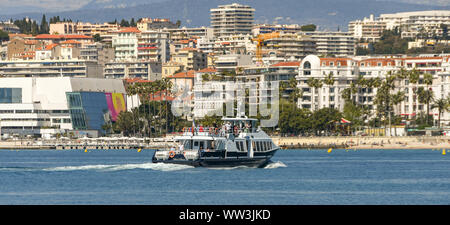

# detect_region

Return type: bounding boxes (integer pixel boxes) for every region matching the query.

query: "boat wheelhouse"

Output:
[152,117,278,168]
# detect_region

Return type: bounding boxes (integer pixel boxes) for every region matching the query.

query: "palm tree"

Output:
[431,98,449,128]
[417,87,434,126]
[392,91,406,136]
[126,83,138,136]
[324,72,335,86]
[306,77,323,110]
[408,68,420,119]
[161,78,173,133]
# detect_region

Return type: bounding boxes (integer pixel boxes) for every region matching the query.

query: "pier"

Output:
[1,136,449,150]
[0,137,177,150]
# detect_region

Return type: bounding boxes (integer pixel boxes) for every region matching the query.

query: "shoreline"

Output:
[0,136,448,150]
[273,136,450,150]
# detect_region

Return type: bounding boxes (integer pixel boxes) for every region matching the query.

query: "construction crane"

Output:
[252,32,280,64]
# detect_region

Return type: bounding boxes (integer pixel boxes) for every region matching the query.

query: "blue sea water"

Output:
[0,148,449,205]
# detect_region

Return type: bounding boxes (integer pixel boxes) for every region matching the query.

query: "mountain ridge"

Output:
[1,0,449,31]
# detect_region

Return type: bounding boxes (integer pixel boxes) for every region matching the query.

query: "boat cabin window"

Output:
[183,140,192,150]
[215,140,225,150]
[207,140,214,150]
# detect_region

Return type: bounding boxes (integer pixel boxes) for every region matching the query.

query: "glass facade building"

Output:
[67,92,125,134]
[0,88,22,103]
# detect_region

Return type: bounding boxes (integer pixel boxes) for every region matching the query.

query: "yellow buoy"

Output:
[137,148,142,153]
[443,149,446,155]
[327,148,332,153]
[84,149,88,153]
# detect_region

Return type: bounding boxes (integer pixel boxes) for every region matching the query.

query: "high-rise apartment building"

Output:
[348,14,387,42]
[379,10,450,38]
[210,3,255,37]
[299,31,355,57]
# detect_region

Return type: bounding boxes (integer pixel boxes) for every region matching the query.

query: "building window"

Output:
[303,61,311,75]
[0,88,22,104]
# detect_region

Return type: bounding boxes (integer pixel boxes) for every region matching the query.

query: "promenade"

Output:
[0,136,449,150]
[273,136,450,149]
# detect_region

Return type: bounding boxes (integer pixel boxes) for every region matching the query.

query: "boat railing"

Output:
[181,126,255,137]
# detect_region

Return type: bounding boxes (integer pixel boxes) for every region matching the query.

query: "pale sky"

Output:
[0,0,448,15]
[0,0,92,11]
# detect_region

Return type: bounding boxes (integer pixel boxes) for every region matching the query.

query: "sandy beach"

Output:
[273,136,450,150]
[0,136,449,150]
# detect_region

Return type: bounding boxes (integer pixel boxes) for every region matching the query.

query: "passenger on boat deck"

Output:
[179,143,184,151]
[170,146,175,151]
[244,123,250,132]
[225,122,231,133]
[199,125,204,132]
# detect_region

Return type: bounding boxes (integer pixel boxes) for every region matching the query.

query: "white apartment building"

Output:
[0,59,103,78]
[348,14,387,42]
[138,30,170,63]
[49,22,77,35]
[263,32,316,61]
[379,10,450,38]
[164,26,214,41]
[137,18,178,31]
[0,77,126,137]
[252,24,303,36]
[214,54,253,72]
[210,3,255,37]
[112,27,140,60]
[76,22,120,36]
[299,31,355,57]
[216,34,255,55]
[112,27,171,64]
[104,61,162,80]
[192,67,279,119]
[297,54,450,126]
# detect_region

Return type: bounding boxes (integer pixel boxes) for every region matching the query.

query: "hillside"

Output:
[1,0,449,31]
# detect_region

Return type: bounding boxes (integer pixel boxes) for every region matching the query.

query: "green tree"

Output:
[115,111,135,136]
[417,87,434,126]
[373,30,409,54]
[93,34,103,42]
[301,24,316,31]
[0,29,9,42]
[311,107,342,136]
[431,98,450,128]
[40,14,48,34]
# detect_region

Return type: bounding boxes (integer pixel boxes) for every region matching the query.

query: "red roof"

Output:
[60,40,81,44]
[35,34,61,39]
[320,58,351,66]
[148,91,175,101]
[117,27,141,33]
[169,70,196,78]
[125,78,152,83]
[197,68,217,73]
[137,47,158,50]
[35,34,92,39]
[45,43,59,50]
[62,34,92,39]
[270,61,301,67]
[180,47,197,51]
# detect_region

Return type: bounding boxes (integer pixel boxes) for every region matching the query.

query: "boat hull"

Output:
[152,149,277,168]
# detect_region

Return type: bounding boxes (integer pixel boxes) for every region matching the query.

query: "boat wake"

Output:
[263,161,287,169]
[3,161,285,173]
[43,162,194,172]
[207,161,287,170]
